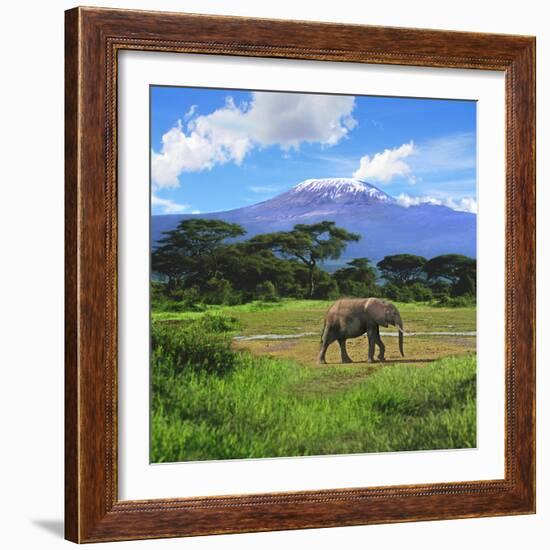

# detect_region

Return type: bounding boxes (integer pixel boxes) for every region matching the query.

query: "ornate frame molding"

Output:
[65,7,535,542]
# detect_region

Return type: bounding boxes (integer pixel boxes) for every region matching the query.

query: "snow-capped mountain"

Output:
[207,178,395,222]
[152,178,476,262]
[289,178,394,204]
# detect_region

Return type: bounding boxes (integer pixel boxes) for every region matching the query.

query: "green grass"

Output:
[151,337,476,462]
[151,299,328,321]
[151,301,476,462]
[152,298,475,335]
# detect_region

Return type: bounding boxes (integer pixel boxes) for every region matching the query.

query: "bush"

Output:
[203,276,233,305]
[193,313,241,333]
[224,290,244,306]
[152,314,240,376]
[180,286,201,308]
[383,283,414,303]
[428,280,452,300]
[254,280,280,302]
[151,291,192,313]
[337,280,382,298]
[382,282,435,303]
[408,282,434,302]
[282,285,306,299]
[150,283,206,312]
[451,273,476,297]
[435,295,476,308]
[312,277,340,300]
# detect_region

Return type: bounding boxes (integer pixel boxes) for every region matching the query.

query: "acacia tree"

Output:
[333,257,378,296]
[249,221,360,297]
[423,254,476,297]
[151,219,246,289]
[335,258,377,283]
[377,254,427,285]
[422,254,476,284]
[215,243,300,298]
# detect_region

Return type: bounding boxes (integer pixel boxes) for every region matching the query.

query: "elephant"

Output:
[318,297,405,364]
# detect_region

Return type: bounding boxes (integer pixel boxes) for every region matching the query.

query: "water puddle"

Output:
[380,331,476,337]
[234,331,476,341]
[233,332,318,341]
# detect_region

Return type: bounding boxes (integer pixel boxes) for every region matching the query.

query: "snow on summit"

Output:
[291,178,394,203]
[152,175,476,258]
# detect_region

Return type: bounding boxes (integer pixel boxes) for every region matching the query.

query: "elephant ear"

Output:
[365,299,393,327]
[385,304,400,326]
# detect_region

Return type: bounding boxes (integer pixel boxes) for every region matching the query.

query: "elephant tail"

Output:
[320,319,326,345]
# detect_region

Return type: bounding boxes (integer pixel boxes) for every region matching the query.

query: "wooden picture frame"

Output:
[65,6,536,543]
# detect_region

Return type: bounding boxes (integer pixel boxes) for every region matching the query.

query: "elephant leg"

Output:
[375,325,386,361]
[338,339,352,363]
[318,340,330,364]
[318,329,334,364]
[367,328,376,363]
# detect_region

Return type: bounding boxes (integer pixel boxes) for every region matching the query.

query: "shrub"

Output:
[151,292,191,313]
[428,280,452,300]
[337,280,382,298]
[150,283,207,312]
[254,280,280,302]
[451,272,476,297]
[180,286,201,308]
[408,282,434,302]
[383,283,414,303]
[312,277,340,300]
[203,276,233,305]
[224,290,244,306]
[194,313,241,333]
[151,314,241,376]
[435,295,476,308]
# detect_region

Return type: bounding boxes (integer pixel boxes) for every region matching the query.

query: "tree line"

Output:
[152,218,476,307]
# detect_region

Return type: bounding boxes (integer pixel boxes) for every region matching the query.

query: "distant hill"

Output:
[152,178,476,262]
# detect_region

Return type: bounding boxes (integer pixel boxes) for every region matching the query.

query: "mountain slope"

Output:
[152,178,476,261]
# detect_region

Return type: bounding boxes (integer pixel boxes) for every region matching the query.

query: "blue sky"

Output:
[150,86,477,215]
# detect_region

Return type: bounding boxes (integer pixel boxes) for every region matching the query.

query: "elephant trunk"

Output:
[396,313,405,357]
[398,326,404,357]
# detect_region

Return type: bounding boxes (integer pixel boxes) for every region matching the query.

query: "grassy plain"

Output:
[151,299,476,462]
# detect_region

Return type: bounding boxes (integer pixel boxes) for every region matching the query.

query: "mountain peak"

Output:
[290,178,394,204]
[152,175,476,259]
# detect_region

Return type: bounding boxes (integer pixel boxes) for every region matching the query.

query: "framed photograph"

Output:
[65,7,536,543]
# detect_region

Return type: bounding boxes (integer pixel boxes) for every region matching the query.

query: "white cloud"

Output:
[396,193,442,208]
[453,197,477,213]
[232,92,357,149]
[396,193,477,213]
[184,105,198,120]
[353,141,415,184]
[151,122,221,188]
[151,194,190,214]
[352,132,475,187]
[152,92,357,188]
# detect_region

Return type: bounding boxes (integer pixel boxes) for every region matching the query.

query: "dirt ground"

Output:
[233,332,476,368]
